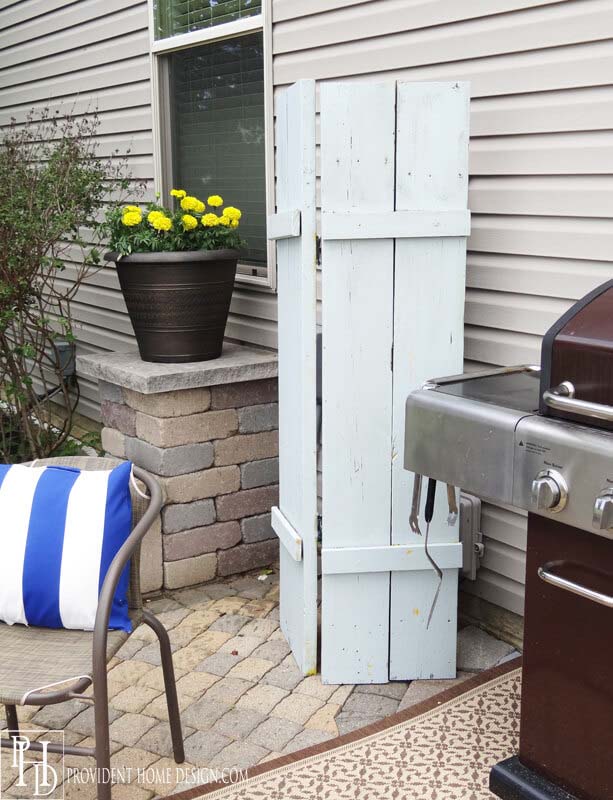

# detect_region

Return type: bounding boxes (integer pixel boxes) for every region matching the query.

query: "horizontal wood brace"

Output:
[321,542,463,575]
[267,210,301,240]
[271,506,303,562]
[321,209,470,241]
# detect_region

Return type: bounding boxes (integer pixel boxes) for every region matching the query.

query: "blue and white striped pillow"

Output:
[0,462,133,633]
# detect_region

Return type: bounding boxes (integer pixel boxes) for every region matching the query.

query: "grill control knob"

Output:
[593,489,613,530]
[531,470,567,513]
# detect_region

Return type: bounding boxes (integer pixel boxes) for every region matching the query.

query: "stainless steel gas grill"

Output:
[404,280,613,800]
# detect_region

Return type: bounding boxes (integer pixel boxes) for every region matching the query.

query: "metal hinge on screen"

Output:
[316,234,322,266]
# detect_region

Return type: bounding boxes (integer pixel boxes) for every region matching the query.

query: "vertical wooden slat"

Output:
[390,81,470,678]
[320,82,396,684]
[274,79,318,675]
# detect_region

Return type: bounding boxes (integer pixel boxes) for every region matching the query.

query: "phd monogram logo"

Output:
[1,731,64,799]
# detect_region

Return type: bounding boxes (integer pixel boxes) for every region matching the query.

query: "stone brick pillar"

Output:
[78,346,279,592]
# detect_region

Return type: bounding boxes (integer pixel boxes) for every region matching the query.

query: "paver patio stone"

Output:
[295,675,338,702]
[111,686,161,715]
[213,708,266,739]
[227,657,274,682]
[204,677,253,705]
[354,681,409,700]
[343,691,399,717]
[209,596,248,614]
[200,584,237,600]
[136,640,180,666]
[172,609,222,638]
[71,736,123,756]
[329,685,354,706]
[32,699,88,729]
[176,671,220,698]
[195,652,240,677]
[68,706,122,737]
[171,587,215,607]
[335,710,383,735]
[210,741,269,771]
[240,599,276,618]
[130,624,157,643]
[110,784,154,800]
[182,697,232,731]
[228,574,271,598]
[108,713,158,747]
[219,635,264,658]
[137,665,186,693]
[142,690,194,721]
[397,672,472,711]
[284,728,334,753]
[116,637,146,661]
[247,717,302,751]
[251,638,290,664]
[238,618,279,638]
[183,730,232,763]
[153,607,193,629]
[110,746,159,772]
[236,683,289,715]
[271,693,324,725]
[262,662,303,691]
[457,625,516,672]
[260,751,285,765]
[138,722,196,759]
[208,614,251,634]
[107,660,155,694]
[304,703,341,735]
[144,597,184,614]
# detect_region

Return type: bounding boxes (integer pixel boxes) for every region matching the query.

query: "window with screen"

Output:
[168,32,267,275]
[154,0,262,40]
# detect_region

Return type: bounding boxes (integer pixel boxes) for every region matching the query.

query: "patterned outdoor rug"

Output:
[172,659,522,800]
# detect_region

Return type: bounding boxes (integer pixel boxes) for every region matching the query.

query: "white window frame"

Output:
[148,0,276,291]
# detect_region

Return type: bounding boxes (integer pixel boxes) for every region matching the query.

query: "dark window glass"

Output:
[155,0,262,39]
[169,32,267,268]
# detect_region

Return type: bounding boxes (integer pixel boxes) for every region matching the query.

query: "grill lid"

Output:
[540,279,613,430]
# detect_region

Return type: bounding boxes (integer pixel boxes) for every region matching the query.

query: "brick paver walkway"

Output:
[0,567,518,799]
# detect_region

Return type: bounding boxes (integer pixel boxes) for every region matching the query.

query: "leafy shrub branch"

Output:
[0,108,135,462]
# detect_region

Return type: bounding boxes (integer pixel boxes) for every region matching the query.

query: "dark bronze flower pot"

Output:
[106,249,238,363]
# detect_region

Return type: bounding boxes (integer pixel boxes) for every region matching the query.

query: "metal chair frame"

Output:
[0,464,184,800]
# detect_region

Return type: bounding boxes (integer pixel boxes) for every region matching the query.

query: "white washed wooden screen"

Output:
[320,81,470,683]
[268,80,318,676]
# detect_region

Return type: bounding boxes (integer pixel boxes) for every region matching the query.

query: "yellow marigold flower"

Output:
[193,199,205,214]
[219,215,230,226]
[121,210,142,227]
[180,195,201,212]
[123,205,141,213]
[152,215,172,231]
[207,195,223,207]
[147,210,164,224]
[202,213,220,227]
[230,219,239,228]
[170,189,187,198]
[181,214,198,231]
[223,206,241,221]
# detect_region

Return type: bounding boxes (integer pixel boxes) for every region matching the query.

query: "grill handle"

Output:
[538,561,613,609]
[543,381,613,423]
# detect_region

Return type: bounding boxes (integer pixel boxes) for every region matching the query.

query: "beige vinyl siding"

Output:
[270,0,613,615]
[0,0,152,419]
[0,0,276,419]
